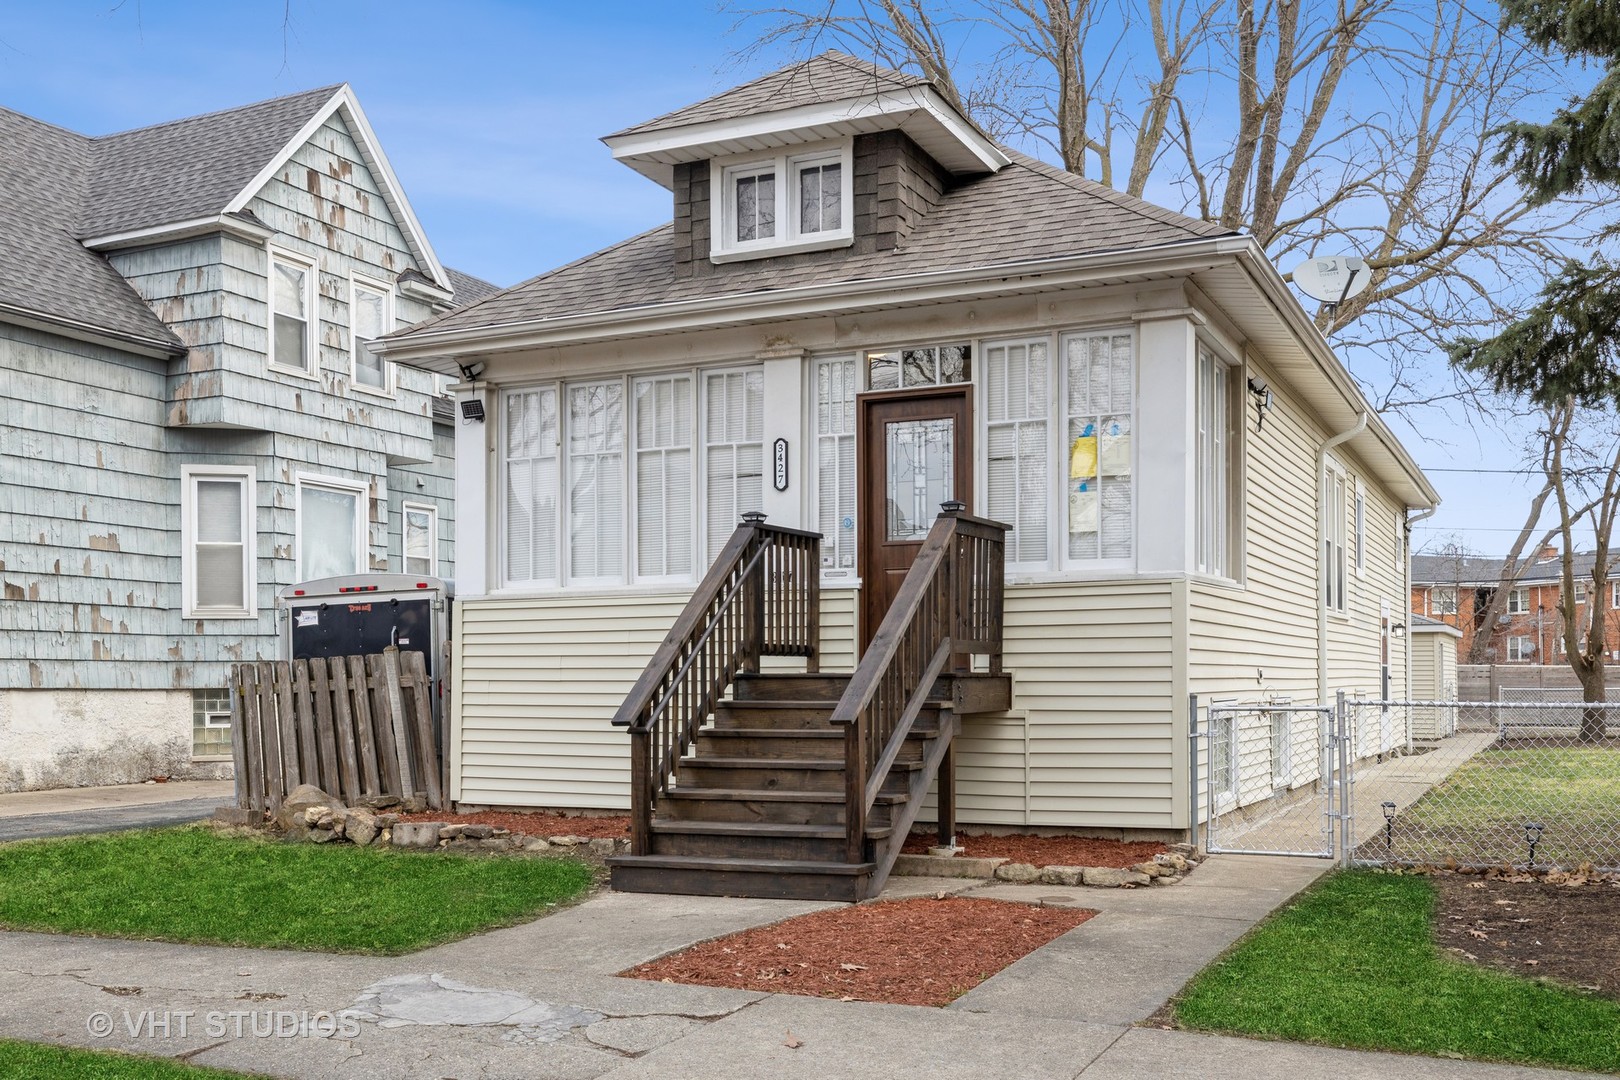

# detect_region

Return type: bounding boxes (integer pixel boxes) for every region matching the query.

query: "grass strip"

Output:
[0,825,594,955]
[0,1038,252,1079]
[1173,870,1620,1073]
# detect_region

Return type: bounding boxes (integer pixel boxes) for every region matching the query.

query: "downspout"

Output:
[1318,412,1369,705]
[1405,506,1439,703]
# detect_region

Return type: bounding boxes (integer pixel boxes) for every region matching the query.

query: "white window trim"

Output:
[979,335,1052,574]
[1323,458,1348,615]
[710,140,855,263]
[1507,635,1534,661]
[1353,478,1366,577]
[630,372,697,586]
[698,365,767,564]
[294,472,369,581]
[1058,328,1137,574]
[266,247,318,380]
[181,465,257,620]
[564,378,630,588]
[1430,586,1458,617]
[1507,586,1529,615]
[402,501,438,576]
[1195,340,1240,582]
[809,354,861,586]
[349,272,395,398]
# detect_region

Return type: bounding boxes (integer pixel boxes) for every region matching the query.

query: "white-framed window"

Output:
[867,343,971,392]
[1507,587,1529,615]
[1064,329,1134,567]
[1196,343,1238,579]
[498,367,763,589]
[402,502,437,575]
[1353,480,1366,576]
[1323,461,1347,613]
[633,373,695,582]
[703,368,765,562]
[268,248,316,376]
[814,357,859,578]
[296,473,368,581]
[1430,586,1458,616]
[567,381,627,585]
[711,141,854,261]
[1507,634,1535,661]
[1572,580,1586,605]
[350,276,393,394]
[192,688,232,759]
[181,465,255,619]
[983,337,1050,567]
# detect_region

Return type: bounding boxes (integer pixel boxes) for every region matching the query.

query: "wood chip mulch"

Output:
[396,810,631,839]
[623,896,1095,1007]
[902,831,1167,868]
[1431,871,1620,1000]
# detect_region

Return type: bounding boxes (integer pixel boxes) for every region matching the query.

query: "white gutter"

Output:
[0,301,184,358]
[1403,505,1440,701]
[1318,411,1369,706]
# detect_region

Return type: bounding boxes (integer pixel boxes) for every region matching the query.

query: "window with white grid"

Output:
[814,357,858,577]
[704,369,764,561]
[182,466,255,618]
[503,386,560,586]
[1196,343,1236,578]
[983,337,1050,566]
[568,381,626,584]
[1064,330,1133,565]
[633,374,695,580]
[1323,463,1347,612]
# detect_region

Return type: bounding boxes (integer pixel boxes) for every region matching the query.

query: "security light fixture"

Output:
[460,399,485,423]
[1247,377,1274,432]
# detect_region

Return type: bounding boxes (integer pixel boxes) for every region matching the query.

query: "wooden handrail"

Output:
[830,505,1006,865]
[613,514,821,855]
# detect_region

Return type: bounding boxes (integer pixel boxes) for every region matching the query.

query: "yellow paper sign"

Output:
[1070,433,1097,479]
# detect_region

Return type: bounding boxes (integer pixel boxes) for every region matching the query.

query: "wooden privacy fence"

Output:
[229,646,444,816]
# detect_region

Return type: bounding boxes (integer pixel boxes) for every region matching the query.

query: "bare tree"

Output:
[727,0,1596,419]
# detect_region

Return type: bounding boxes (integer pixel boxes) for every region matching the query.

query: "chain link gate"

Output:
[1197,699,1341,858]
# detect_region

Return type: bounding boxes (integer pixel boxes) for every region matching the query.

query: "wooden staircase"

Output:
[608,507,1008,902]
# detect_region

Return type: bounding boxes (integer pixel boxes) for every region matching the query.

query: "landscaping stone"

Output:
[462,824,495,840]
[548,835,582,847]
[479,837,516,852]
[894,853,1007,879]
[587,838,616,857]
[1039,866,1084,887]
[1132,861,1162,878]
[345,807,380,847]
[1082,866,1152,887]
[995,862,1042,883]
[1154,852,1190,872]
[522,837,552,852]
[357,795,400,810]
[440,824,466,840]
[928,845,963,857]
[275,784,344,831]
[308,827,336,843]
[392,821,442,849]
[211,807,258,827]
[400,796,427,813]
[1149,873,1183,886]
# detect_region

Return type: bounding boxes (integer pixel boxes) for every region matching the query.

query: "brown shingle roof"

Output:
[394,148,1234,340]
[609,51,926,139]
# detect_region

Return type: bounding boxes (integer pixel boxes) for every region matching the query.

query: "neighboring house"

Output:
[380,53,1438,845]
[0,85,496,792]
[1412,548,1620,664]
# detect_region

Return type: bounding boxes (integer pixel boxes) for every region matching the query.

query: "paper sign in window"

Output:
[1069,483,1099,533]
[1069,425,1097,479]
[1098,420,1130,475]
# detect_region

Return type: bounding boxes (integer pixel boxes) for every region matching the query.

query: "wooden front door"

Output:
[857,386,973,649]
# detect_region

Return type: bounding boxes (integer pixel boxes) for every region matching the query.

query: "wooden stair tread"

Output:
[700,728,842,738]
[681,756,922,771]
[663,787,905,805]
[649,819,893,840]
[607,853,875,875]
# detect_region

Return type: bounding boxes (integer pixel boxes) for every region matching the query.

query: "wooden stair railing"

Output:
[612,512,821,856]
[829,503,1006,893]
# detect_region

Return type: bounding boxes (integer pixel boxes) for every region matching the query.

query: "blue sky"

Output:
[0,0,1566,555]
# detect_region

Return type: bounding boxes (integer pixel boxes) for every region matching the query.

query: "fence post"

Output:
[1337,690,1352,868]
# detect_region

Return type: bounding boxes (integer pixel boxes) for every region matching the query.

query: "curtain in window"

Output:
[705,369,764,561]
[815,359,858,572]
[984,338,1050,565]
[1066,332,1133,560]
[634,375,694,578]
[568,382,625,581]
[1196,346,1231,577]
[353,286,387,388]
[505,388,559,584]
[301,484,359,580]
[404,507,433,574]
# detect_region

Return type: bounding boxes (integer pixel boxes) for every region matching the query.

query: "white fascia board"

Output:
[375,237,1231,367]
[604,85,1007,182]
[223,85,448,290]
[1223,237,1440,509]
[0,301,184,358]
[81,212,275,252]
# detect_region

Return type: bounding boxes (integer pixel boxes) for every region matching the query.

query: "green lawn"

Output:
[1173,871,1620,1074]
[1389,745,1620,867]
[0,1039,253,1079]
[0,826,595,954]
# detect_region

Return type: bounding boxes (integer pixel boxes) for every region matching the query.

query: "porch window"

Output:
[297,475,367,580]
[1195,343,1237,578]
[704,369,764,562]
[182,465,255,618]
[866,344,970,392]
[504,387,560,585]
[983,337,1049,565]
[814,358,859,576]
[568,381,626,584]
[634,374,695,580]
[1323,463,1347,612]
[1065,330,1133,564]
[269,250,315,376]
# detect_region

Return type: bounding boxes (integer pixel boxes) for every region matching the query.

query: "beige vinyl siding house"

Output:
[385,52,1437,840]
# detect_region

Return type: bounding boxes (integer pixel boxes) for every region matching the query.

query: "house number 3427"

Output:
[773,438,789,492]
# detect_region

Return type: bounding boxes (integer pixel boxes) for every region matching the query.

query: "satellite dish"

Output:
[1291,255,1371,306]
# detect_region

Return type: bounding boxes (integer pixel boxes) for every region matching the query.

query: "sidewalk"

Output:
[0,779,234,841]
[0,850,1589,1079]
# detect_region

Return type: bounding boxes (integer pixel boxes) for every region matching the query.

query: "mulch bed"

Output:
[397,810,631,839]
[902,831,1167,868]
[624,896,1095,1006]
[1432,872,1620,1000]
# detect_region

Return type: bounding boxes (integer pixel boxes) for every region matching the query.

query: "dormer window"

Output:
[712,141,853,262]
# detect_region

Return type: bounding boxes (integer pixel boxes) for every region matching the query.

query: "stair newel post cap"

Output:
[940,500,966,515]
[740,511,768,526]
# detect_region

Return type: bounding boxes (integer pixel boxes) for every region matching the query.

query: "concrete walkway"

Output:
[0,780,235,841]
[0,851,1590,1079]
